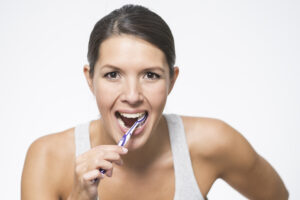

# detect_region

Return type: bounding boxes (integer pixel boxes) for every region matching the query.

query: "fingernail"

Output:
[122,147,128,153]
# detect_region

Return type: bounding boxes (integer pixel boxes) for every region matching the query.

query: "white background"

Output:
[0,0,299,199]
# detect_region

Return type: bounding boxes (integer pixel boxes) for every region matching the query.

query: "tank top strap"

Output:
[164,114,205,200]
[74,121,100,199]
[74,121,91,157]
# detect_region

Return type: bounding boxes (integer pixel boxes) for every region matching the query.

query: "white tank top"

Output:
[74,114,205,200]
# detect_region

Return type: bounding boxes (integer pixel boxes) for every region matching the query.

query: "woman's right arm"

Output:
[21,134,127,200]
[21,136,62,200]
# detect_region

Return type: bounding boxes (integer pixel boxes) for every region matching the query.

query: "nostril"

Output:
[121,93,144,105]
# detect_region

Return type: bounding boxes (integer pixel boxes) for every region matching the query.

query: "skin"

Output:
[21,35,289,200]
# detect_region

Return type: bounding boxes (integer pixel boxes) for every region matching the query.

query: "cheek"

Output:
[94,82,120,112]
[143,81,169,109]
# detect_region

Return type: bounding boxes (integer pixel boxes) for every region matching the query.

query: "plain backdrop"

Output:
[0,0,299,199]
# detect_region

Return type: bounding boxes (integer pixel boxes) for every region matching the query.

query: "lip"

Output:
[116,109,148,114]
[114,110,149,136]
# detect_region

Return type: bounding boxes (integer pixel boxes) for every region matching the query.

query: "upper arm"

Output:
[21,136,61,200]
[208,120,289,200]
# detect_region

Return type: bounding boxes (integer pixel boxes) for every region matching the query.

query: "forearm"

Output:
[223,155,289,200]
[254,156,289,200]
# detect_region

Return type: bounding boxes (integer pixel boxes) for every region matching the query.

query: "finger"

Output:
[82,169,104,182]
[77,145,127,166]
[96,152,124,168]
[102,151,124,163]
[114,158,123,166]
[95,160,113,171]
[75,162,87,176]
[94,145,128,155]
[106,168,113,177]
[76,153,121,176]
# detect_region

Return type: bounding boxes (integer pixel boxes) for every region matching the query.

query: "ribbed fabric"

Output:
[74,114,205,199]
[75,121,91,157]
[165,114,205,200]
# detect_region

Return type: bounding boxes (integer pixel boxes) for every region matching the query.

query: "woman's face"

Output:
[84,35,178,149]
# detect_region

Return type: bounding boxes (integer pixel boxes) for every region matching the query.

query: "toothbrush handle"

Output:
[99,168,106,174]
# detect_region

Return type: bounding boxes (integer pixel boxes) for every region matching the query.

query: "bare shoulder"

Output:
[25,127,75,166]
[181,115,257,172]
[22,127,75,199]
[180,116,289,199]
[181,116,238,156]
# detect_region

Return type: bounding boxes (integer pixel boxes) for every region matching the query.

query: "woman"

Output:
[21,4,288,200]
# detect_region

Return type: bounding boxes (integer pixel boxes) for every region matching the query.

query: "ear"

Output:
[168,66,179,94]
[83,65,95,95]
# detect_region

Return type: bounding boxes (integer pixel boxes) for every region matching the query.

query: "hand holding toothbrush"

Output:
[67,145,128,200]
[68,115,146,199]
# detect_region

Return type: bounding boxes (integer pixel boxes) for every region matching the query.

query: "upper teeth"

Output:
[119,112,146,118]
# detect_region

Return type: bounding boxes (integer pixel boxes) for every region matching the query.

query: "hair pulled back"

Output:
[87,4,176,78]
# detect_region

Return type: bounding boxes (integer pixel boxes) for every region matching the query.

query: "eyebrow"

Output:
[100,64,122,71]
[100,64,166,73]
[143,66,166,73]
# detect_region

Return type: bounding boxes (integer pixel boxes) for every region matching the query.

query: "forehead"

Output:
[97,35,168,68]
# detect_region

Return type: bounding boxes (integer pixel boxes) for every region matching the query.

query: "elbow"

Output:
[267,186,289,200]
[277,189,289,200]
[278,178,289,200]
[284,188,289,200]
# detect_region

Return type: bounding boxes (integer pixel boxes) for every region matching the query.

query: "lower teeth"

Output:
[117,118,129,129]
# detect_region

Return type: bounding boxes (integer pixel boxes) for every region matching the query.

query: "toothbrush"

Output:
[99,114,147,174]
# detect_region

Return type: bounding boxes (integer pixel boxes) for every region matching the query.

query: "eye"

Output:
[104,71,120,80]
[144,72,160,80]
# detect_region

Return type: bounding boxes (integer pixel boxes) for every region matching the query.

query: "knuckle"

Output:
[105,162,113,169]
[82,173,90,182]
[94,157,102,165]
[75,164,86,176]
[107,165,113,171]
[75,165,81,174]
[114,153,121,160]
[98,150,105,158]
[75,155,83,165]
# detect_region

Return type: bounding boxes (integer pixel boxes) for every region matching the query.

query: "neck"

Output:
[122,117,170,172]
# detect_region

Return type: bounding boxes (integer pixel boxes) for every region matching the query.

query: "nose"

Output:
[120,78,144,106]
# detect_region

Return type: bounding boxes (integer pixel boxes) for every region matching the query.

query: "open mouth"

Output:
[115,111,148,129]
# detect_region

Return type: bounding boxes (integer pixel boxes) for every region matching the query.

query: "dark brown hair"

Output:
[87,4,176,78]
